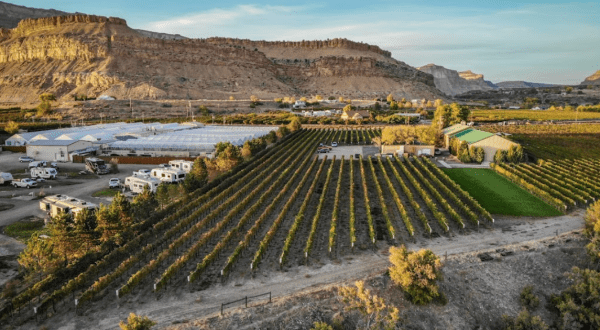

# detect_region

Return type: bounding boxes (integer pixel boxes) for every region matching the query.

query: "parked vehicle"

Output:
[12,178,37,189]
[168,160,194,173]
[49,162,59,170]
[85,157,110,175]
[331,142,338,147]
[150,168,186,183]
[124,175,160,193]
[0,172,14,185]
[40,195,97,218]
[134,169,151,177]
[157,164,171,168]
[28,161,47,169]
[34,177,46,183]
[30,167,57,179]
[109,178,121,189]
[434,148,441,155]
[19,156,34,163]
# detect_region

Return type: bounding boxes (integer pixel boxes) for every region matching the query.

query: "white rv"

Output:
[0,172,13,185]
[124,175,161,193]
[39,195,98,218]
[151,168,186,183]
[168,160,194,173]
[30,167,57,179]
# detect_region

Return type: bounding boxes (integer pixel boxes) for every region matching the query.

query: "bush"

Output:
[502,309,548,330]
[388,246,442,305]
[552,267,600,329]
[494,149,508,163]
[119,313,156,330]
[506,145,524,163]
[5,120,19,134]
[311,321,333,330]
[338,281,399,329]
[520,285,540,310]
[469,146,485,164]
[458,148,472,163]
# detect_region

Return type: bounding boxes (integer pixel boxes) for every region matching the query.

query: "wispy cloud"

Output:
[140,3,600,84]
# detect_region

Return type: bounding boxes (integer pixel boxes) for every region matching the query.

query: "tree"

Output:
[276,125,290,139]
[288,117,302,132]
[131,185,158,220]
[300,97,307,102]
[47,212,80,265]
[73,207,97,252]
[469,146,485,164]
[373,102,381,111]
[386,93,394,103]
[18,233,61,276]
[520,285,540,310]
[214,143,243,172]
[389,246,442,305]
[343,104,353,112]
[339,96,344,103]
[506,145,524,163]
[434,99,444,107]
[229,95,235,101]
[198,105,210,116]
[426,100,433,108]
[565,86,573,94]
[156,183,170,209]
[315,94,323,101]
[404,102,412,108]
[5,121,19,134]
[338,281,399,330]
[250,95,259,103]
[389,101,398,111]
[494,149,508,164]
[450,103,470,123]
[119,313,156,330]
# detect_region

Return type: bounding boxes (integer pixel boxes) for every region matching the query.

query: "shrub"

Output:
[520,285,540,310]
[311,321,333,330]
[229,96,235,101]
[584,200,600,261]
[494,149,508,163]
[338,281,399,329]
[328,96,335,100]
[119,313,156,330]
[389,246,442,305]
[506,145,524,163]
[469,146,485,164]
[552,267,600,329]
[502,309,548,330]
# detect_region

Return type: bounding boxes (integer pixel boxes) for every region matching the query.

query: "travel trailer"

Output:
[85,157,110,175]
[168,160,194,173]
[150,168,186,183]
[124,175,161,193]
[0,172,13,185]
[30,167,57,179]
[39,195,98,218]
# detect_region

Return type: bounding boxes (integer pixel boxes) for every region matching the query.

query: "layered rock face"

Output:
[0,14,444,103]
[581,70,600,86]
[418,64,496,96]
[0,1,69,29]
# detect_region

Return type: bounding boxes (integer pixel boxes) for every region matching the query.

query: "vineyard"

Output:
[490,158,600,213]
[481,123,600,160]
[2,128,494,325]
[471,109,600,122]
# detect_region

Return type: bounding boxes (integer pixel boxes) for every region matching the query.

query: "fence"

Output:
[2,146,26,153]
[72,155,197,164]
[220,292,271,315]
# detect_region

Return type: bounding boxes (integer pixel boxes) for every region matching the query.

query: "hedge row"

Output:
[2,146,26,153]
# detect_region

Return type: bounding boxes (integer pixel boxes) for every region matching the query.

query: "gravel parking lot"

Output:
[0,152,158,227]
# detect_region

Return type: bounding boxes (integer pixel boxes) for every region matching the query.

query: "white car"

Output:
[19,156,34,162]
[109,178,121,189]
[331,142,338,147]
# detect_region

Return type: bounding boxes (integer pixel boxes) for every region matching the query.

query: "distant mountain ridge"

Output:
[417,64,496,96]
[495,81,557,89]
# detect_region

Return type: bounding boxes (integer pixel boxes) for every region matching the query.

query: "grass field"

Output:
[471,109,600,122]
[2,217,46,242]
[442,168,562,217]
[92,188,119,197]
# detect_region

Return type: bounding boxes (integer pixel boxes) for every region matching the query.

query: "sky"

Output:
[12,0,600,84]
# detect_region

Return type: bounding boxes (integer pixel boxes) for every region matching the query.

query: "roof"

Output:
[27,140,91,146]
[451,129,494,144]
[442,124,469,136]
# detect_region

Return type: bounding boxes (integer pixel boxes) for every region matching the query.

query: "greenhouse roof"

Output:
[451,129,494,144]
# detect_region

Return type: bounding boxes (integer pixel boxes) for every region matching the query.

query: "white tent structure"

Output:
[108,126,276,153]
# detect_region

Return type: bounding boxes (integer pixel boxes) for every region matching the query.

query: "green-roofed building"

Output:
[443,127,519,163]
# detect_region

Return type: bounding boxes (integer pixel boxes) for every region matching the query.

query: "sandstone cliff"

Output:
[0,14,444,103]
[0,1,69,29]
[580,70,600,86]
[417,64,496,96]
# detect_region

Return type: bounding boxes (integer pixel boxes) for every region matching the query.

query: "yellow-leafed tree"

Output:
[338,281,399,329]
[389,246,442,305]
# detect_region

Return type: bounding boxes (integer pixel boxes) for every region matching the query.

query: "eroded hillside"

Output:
[0,14,443,104]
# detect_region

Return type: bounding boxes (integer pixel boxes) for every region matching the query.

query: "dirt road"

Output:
[56,211,584,330]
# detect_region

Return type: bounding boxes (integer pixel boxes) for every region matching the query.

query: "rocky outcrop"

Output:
[417,64,496,96]
[0,14,444,103]
[205,37,392,58]
[134,29,187,40]
[580,70,600,86]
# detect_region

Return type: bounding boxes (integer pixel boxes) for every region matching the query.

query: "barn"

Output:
[26,140,93,162]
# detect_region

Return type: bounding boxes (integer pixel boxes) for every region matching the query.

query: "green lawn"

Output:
[442,168,562,217]
[2,217,46,242]
[92,188,119,197]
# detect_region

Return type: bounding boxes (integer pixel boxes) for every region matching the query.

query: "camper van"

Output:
[168,160,194,173]
[30,167,57,179]
[39,195,97,218]
[85,157,110,175]
[151,168,186,184]
[124,175,161,193]
[0,172,13,185]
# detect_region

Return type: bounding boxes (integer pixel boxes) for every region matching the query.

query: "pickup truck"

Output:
[12,178,38,189]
